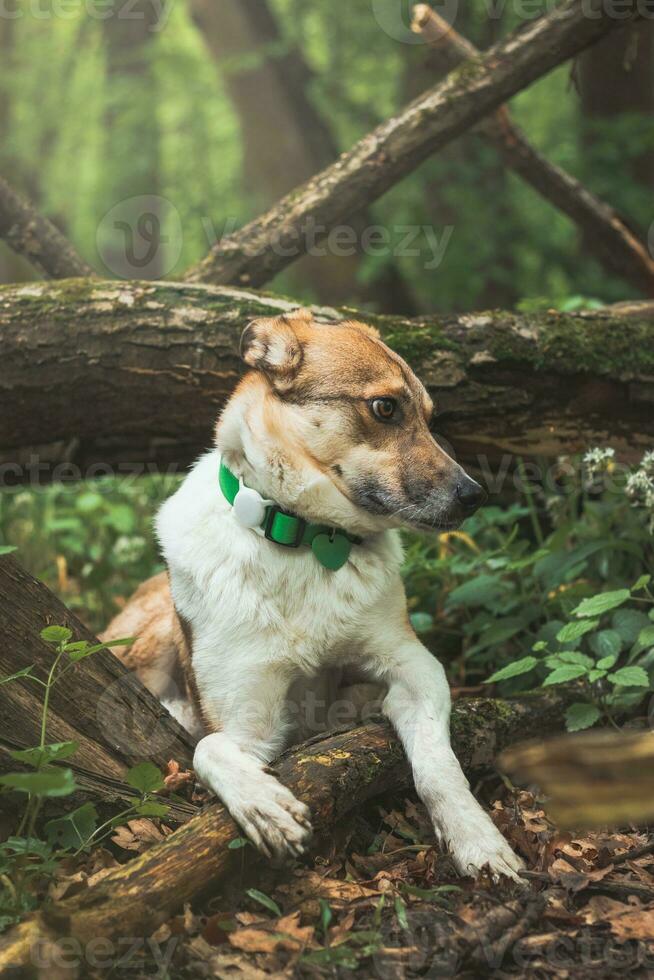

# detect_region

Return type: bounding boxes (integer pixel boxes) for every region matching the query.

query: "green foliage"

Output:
[246,888,283,917]
[404,451,653,733]
[126,761,166,795]
[1,1,651,308]
[0,625,169,933]
[0,474,180,632]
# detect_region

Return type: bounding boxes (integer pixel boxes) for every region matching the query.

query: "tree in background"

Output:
[98,0,163,280]
[579,21,654,220]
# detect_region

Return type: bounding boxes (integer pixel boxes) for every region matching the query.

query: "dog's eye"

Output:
[371,397,397,422]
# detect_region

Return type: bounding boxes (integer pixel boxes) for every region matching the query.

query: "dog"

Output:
[104,308,524,880]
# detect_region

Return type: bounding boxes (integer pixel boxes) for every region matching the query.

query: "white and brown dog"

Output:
[105,309,523,880]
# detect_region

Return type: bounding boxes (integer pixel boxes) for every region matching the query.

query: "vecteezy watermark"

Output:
[95,194,456,279]
[371,913,654,977]
[370,0,459,43]
[0,0,174,28]
[0,451,639,498]
[202,215,455,271]
[96,195,183,280]
[370,0,654,44]
[30,933,179,973]
[0,457,184,492]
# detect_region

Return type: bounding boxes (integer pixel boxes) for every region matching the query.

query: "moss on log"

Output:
[0,279,653,484]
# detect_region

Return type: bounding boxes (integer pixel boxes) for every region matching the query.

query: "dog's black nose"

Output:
[456,477,487,513]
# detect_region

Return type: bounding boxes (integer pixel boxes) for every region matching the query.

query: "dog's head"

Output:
[217,309,485,535]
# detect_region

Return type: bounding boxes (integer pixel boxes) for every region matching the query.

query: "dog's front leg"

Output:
[363,604,524,881]
[192,661,312,863]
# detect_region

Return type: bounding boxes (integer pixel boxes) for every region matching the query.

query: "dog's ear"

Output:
[240,313,305,384]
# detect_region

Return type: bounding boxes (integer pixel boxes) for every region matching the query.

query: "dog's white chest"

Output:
[156,451,403,673]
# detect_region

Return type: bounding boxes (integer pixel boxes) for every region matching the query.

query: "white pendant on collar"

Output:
[232,482,273,529]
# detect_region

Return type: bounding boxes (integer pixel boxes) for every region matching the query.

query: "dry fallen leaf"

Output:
[164,758,194,792]
[229,912,315,954]
[276,869,380,917]
[582,895,654,941]
[111,817,165,852]
[187,938,280,979]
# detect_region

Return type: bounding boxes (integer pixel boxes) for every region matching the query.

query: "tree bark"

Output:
[411,5,654,299]
[0,177,94,281]
[0,555,195,784]
[0,280,653,483]
[0,694,569,974]
[185,0,640,288]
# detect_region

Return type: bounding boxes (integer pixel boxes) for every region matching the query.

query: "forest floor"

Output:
[40,767,654,979]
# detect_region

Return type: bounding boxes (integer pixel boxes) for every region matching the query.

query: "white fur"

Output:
[156,387,524,880]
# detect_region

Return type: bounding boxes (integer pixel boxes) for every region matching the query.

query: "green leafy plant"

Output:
[403,449,653,733]
[485,575,654,731]
[0,474,180,632]
[0,626,169,931]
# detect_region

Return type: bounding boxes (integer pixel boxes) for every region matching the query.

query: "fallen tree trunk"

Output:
[0,176,94,281]
[0,694,568,974]
[410,4,654,299]
[0,555,195,784]
[185,0,638,287]
[1,279,653,482]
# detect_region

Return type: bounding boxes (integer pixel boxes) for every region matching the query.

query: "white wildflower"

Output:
[640,450,654,477]
[583,447,615,480]
[626,470,654,502]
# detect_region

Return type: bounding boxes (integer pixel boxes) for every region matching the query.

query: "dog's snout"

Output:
[456,477,487,513]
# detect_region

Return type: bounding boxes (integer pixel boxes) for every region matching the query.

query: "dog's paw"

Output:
[230,773,312,864]
[449,829,525,883]
[438,808,525,883]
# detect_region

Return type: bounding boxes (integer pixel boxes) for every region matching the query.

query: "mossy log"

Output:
[0,556,195,822]
[0,694,569,976]
[1,280,653,484]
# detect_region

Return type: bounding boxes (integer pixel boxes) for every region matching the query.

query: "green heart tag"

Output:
[311,532,352,571]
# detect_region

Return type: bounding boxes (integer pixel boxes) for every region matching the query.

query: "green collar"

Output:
[219,459,361,571]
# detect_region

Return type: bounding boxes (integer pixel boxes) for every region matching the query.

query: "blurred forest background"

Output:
[1,0,653,312]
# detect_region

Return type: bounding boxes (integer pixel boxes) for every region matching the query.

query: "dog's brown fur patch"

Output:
[102,573,207,733]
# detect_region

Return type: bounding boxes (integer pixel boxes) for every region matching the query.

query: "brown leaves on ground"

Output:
[229,911,317,955]
[111,816,169,852]
[491,790,654,950]
[45,786,654,977]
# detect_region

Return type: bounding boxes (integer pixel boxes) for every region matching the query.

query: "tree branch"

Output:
[0,177,94,280]
[0,695,568,973]
[410,5,654,298]
[0,280,653,482]
[185,0,639,287]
